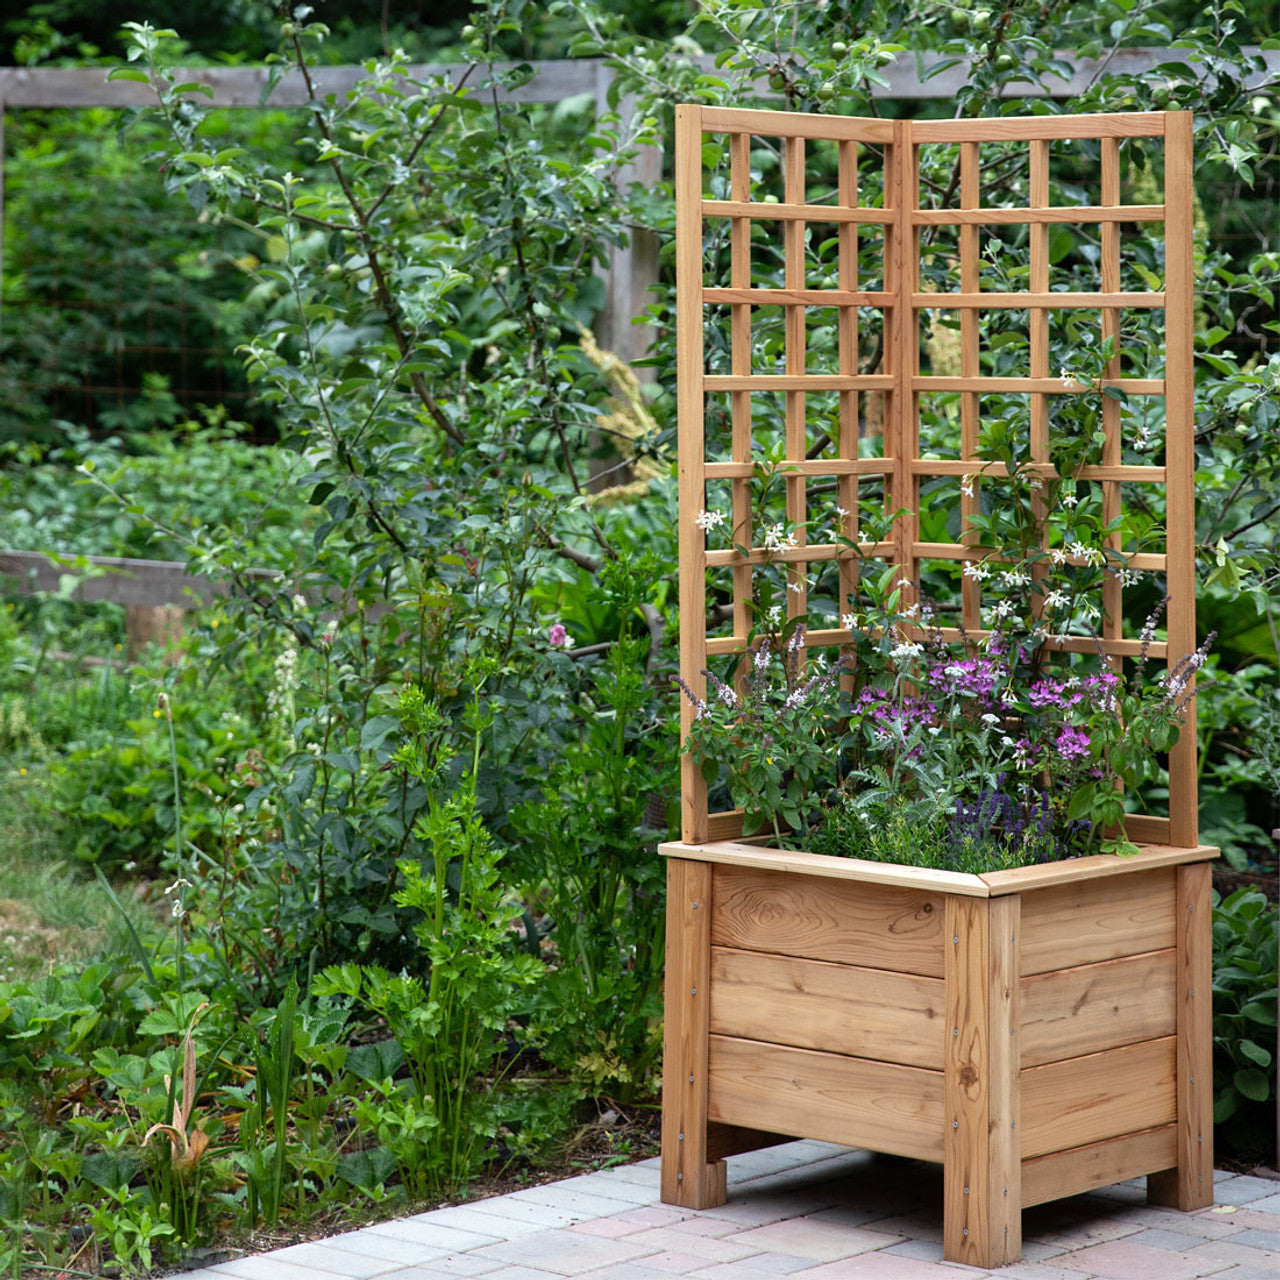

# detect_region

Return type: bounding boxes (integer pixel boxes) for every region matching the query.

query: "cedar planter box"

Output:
[663,104,1216,1269]
[659,840,1217,1268]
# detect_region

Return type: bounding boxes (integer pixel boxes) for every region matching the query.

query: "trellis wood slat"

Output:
[703,287,893,305]
[705,374,895,390]
[1164,111,1199,848]
[912,459,1167,481]
[915,204,1165,226]
[914,290,1165,308]
[699,107,895,141]
[709,947,945,1068]
[704,200,892,223]
[675,104,709,844]
[1021,1125,1177,1208]
[730,132,753,653]
[837,135,860,625]
[931,628,1167,659]
[704,459,895,479]
[913,113,1165,141]
[1100,136,1124,662]
[915,376,1164,395]
[1019,1036,1176,1159]
[1028,140,1051,625]
[959,139,981,633]
[784,134,808,628]
[708,1034,945,1162]
[890,119,917,599]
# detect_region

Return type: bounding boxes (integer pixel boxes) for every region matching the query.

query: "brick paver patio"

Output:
[172,1142,1280,1280]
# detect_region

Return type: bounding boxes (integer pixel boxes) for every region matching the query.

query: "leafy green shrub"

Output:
[1212,886,1279,1160]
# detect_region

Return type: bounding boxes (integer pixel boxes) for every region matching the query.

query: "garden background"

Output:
[0,0,1276,1275]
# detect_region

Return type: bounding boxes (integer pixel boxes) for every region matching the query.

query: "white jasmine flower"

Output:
[960,474,975,499]
[890,641,924,660]
[841,613,856,630]
[962,561,991,581]
[695,508,726,531]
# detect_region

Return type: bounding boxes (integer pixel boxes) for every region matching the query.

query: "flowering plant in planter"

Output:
[677,574,1214,873]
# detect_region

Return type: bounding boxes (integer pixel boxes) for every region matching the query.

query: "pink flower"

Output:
[548,622,570,648]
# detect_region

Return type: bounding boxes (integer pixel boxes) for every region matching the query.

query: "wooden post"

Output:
[661,858,727,1208]
[1148,860,1214,1209]
[944,895,1021,1267]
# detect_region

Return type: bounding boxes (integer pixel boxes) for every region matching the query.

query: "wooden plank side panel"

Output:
[661,860,727,1207]
[711,863,948,977]
[1022,1126,1178,1208]
[710,946,945,1069]
[1148,862,1214,1209]
[1020,1037,1176,1160]
[708,1034,945,1163]
[1020,950,1177,1067]
[1018,868,1176,973]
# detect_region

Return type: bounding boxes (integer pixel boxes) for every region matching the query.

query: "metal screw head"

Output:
[678,1132,684,1140]
[963,1186,970,1195]
[677,1171,684,1181]
[953,1028,959,1036]
[952,1120,959,1129]
[963,1228,969,1236]
[691,987,697,995]
[953,935,960,944]
[689,1074,695,1083]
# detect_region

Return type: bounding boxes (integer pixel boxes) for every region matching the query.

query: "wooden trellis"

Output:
[675,107,1198,850]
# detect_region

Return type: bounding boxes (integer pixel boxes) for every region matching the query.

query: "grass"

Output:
[0,768,159,982]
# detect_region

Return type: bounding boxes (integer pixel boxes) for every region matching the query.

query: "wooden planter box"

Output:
[660,839,1217,1268]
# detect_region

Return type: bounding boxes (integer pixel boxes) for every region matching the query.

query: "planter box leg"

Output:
[661,859,727,1208]
[944,896,1021,1267]
[1149,861,1214,1210]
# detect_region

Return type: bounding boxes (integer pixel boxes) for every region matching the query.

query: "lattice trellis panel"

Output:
[676,107,1197,849]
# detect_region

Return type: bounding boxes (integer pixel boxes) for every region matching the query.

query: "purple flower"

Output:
[548,622,571,648]
[1055,726,1091,761]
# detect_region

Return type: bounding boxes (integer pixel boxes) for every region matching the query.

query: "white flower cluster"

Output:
[695,508,726,531]
[890,640,924,660]
[962,561,992,581]
[1114,566,1144,588]
[998,567,1031,589]
[762,522,798,554]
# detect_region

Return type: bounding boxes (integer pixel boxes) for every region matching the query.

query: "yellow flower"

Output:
[18,767,26,776]
[154,709,162,718]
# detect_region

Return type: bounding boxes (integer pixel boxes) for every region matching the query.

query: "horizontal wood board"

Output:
[710,946,945,1068]
[1020,1037,1176,1159]
[711,863,946,977]
[708,1034,945,1163]
[1020,949,1177,1067]
[1018,868,1176,975]
[1021,1125,1178,1208]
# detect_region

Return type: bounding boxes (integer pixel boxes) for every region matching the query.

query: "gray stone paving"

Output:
[171,1142,1280,1280]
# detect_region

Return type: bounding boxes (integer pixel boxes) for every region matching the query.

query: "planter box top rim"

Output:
[658,838,1219,897]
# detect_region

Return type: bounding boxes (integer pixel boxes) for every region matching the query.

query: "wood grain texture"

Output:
[704,200,893,223]
[711,863,948,976]
[705,1122,792,1161]
[914,204,1165,226]
[1163,111,1200,849]
[913,290,1165,309]
[1022,1125,1178,1208]
[674,105,709,844]
[710,946,945,1068]
[1020,1037,1176,1159]
[912,113,1166,141]
[1020,950,1177,1067]
[1148,862,1214,1210]
[943,898,1021,1267]
[661,860,727,1207]
[1017,869,1176,973]
[708,1034,945,1162]
[699,107,895,141]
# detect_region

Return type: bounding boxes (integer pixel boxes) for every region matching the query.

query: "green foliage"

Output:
[1212,887,1279,1159]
